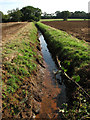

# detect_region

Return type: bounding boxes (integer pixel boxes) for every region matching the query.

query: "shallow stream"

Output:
[36,31,68,118]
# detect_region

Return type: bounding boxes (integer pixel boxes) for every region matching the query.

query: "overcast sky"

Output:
[0,0,90,14]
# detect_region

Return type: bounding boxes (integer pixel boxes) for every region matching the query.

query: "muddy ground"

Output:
[42,21,90,43]
[2,22,62,119]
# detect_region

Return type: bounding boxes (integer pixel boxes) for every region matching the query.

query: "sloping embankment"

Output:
[36,22,90,89]
[2,22,45,119]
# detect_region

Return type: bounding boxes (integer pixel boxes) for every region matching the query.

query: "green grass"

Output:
[2,22,40,116]
[40,19,89,21]
[67,19,89,21]
[36,22,90,81]
[40,19,63,21]
[3,23,38,80]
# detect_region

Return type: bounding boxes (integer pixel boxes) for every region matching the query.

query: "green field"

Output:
[40,19,89,21]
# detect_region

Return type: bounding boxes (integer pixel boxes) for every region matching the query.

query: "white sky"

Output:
[0,0,90,14]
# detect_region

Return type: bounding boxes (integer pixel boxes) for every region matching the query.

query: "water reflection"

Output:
[38,30,67,106]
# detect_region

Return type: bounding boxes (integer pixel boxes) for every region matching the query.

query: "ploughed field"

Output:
[42,21,90,42]
[2,22,28,42]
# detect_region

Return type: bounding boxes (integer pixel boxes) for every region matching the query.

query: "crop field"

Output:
[42,21,90,42]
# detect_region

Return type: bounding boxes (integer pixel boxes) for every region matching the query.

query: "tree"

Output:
[20,6,41,21]
[41,12,47,19]
[0,11,10,22]
[41,12,51,19]
[0,11,3,16]
[2,14,10,22]
[61,11,70,21]
[7,8,23,22]
[55,11,61,18]
[0,11,3,22]
[34,8,42,21]
[71,11,87,19]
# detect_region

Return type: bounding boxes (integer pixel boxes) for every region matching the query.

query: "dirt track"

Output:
[42,21,90,42]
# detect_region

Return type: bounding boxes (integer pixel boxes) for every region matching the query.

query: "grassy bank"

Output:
[36,22,90,86]
[2,22,41,117]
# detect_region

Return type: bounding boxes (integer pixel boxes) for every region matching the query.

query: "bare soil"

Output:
[2,22,28,43]
[42,21,90,42]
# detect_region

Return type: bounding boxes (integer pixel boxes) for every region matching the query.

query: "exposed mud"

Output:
[36,63,61,119]
[42,21,90,43]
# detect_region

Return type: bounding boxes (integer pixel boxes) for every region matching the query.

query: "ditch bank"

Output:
[36,22,90,93]
[2,22,53,119]
[36,22,90,119]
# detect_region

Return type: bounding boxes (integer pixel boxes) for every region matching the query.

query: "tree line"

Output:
[42,11,90,20]
[0,6,90,22]
[0,6,42,23]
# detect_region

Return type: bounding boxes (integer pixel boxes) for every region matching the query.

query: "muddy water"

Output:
[36,31,67,118]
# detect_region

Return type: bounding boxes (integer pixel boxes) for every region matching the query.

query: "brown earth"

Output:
[42,21,90,43]
[2,22,62,119]
[2,22,28,43]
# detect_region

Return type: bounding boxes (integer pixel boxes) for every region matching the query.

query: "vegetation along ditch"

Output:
[2,21,90,119]
[36,22,90,119]
[2,22,45,118]
[2,22,69,119]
